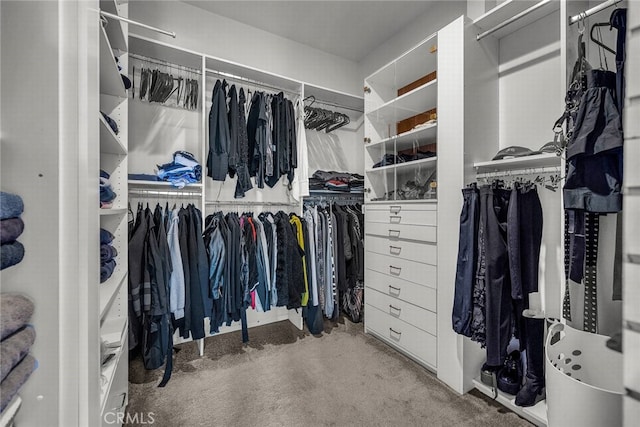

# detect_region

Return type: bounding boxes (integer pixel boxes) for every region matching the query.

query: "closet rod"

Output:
[204,68,299,97]
[475,165,561,180]
[129,189,202,197]
[205,200,299,207]
[308,99,364,113]
[100,11,176,38]
[569,0,622,25]
[129,52,202,75]
[476,0,552,41]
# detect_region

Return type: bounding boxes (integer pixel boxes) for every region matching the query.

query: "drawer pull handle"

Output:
[389,327,402,340]
[389,265,401,275]
[388,285,401,293]
[389,245,401,255]
[389,304,401,316]
[388,229,401,238]
[390,215,402,224]
[390,205,401,214]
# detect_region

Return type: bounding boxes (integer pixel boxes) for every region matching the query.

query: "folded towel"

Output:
[0,294,34,340]
[0,326,35,382]
[0,241,25,271]
[0,354,36,412]
[100,244,118,262]
[0,218,24,244]
[100,228,114,245]
[0,192,23,220]
[100,258,117,283]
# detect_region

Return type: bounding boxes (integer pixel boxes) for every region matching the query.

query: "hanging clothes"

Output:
[207,80,231,181]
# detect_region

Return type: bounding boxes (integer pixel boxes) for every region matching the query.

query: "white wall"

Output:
[306,123,364,175]
[359,1,467,79]
[129,0,361,96]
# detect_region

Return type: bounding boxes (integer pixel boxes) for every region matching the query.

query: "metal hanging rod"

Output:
[477,0,553,41]
[475,165,561,180]
[569,0,622,25]
[129,53,201,75]
[204,68,300,97]
[100,11,176,38]
[205,200,299,207]
[129,189,202,197]
[307,98,364,113]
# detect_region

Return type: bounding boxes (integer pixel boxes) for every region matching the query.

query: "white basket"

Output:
[545,322,624,427]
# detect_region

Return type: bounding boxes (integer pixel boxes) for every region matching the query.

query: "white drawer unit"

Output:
[365,269,437,312]
[365,221,437,243]
[366,234,437,265]
[366,208,437,227]
[366,251,437,288]
[365,304,437,369]
[366,203,437,213]
[366,287,436,335]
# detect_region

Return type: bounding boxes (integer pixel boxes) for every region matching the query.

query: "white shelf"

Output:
[128,180,203,188]
[99,208,127,216]
[100,346,124,414]
[99,267,126,320]
[99,114,126,155]
[101,315,127,347]
[100,25,126,98]
[474,152,561,171]
[367,122,438,152]
[0,395,22,427]
[366,156,437,173]
[99,0,127,52]
[473,0,560,40]
[367,79,437,123]
[473,377,547,426]
[367,199,437,205]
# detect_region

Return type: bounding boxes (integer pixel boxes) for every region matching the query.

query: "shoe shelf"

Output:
[367,122,438,152]
[473,376,547,426]
[100,24,126,98]
[366,156,437,173]
[99,114,126,155]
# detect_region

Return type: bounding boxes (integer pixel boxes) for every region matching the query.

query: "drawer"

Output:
[365,269,437,312]
[367,209,436,226]
[365,304,437,369]
[366,203,437,213]
[366,234,436,265]
[366,287,436,335]
[365,221,436,243]
[366,252,437,288]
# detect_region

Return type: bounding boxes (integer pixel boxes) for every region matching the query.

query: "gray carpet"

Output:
[126,318,532,427]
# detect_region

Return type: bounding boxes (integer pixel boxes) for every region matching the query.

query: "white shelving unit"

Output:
[99,24,126,98]
[99,114,126,155]
[472,0,561,39]
[473,378,547,426]
[474,152,561,171]
[365,156,437,173]
[367,79,438,123]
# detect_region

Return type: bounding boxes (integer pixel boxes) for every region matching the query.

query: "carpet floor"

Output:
[126,317,533,427]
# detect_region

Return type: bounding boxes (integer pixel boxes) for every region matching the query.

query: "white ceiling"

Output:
[182,1,436,62]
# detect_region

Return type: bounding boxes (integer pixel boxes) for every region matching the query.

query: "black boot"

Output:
[497,350,523,395]
[515,317,545,407]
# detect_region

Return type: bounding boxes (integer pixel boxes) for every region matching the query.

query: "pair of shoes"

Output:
[497,350,523,395]
[515,377,545,407]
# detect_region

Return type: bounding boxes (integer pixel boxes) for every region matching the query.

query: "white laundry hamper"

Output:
[545,322,624,427]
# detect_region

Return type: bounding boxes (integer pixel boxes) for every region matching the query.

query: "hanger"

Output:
[590,22,615,55]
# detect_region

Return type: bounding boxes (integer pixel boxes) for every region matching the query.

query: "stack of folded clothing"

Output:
[100,228,117,283]
[0,192,25,271]
[309,170,365,193]
[100,170,117,209]
[0,293,37,414]
[100,112,119,135]
[156,151,201,188]
[372,154,405,168]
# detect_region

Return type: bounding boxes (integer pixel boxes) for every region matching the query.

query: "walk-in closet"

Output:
[1,1,638,426]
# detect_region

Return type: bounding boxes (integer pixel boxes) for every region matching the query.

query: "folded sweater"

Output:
[0,218,24,244]
[0,354,36,413]
[0,294,34,340]
[0,326,35,382]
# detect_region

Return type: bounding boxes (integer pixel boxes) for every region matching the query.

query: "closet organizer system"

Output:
[123,23,365,378]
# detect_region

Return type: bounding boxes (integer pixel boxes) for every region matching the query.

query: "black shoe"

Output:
[515,377,545,407]
[497,350,523,395]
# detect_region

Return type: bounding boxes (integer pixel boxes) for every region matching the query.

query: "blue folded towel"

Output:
[0,294,34,340]
[100,244,118,262]
[0,354,36,413]
[1,326,36,382]
[1,241,25,270]
[100,258,117,283]
[0,218,24,244]
[100,228,114,245]
[0,192,23,220]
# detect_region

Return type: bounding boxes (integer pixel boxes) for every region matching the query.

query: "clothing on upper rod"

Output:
[303,96,351,133]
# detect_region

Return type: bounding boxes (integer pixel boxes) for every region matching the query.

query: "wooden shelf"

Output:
[473,377,547,426]
[367,122,437,152]
[366,79,437,123]
[99,267,127,320]
[473,0,560,40]
[474,152,561,171]
[366,156,437,173]
[99,114,126,155]
[100,25,126,98]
